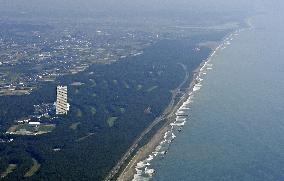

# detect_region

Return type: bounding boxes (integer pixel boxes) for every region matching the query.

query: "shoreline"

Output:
[116,28,243,181]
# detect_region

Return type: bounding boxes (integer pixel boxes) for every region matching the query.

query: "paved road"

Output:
[104,63,189,181]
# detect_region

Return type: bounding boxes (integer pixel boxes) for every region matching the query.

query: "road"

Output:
[104,63,189,181]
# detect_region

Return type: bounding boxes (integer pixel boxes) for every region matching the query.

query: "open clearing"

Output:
[70,122,81,130]
[106,117,118,127]
[1,164,17,178]
[38,124,56,132]
[24,158,41,177]
[90,107,97,115]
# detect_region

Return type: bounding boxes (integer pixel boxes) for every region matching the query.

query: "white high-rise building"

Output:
[56,86,70,115]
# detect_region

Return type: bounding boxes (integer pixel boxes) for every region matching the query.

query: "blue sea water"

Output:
[151,10,284,181]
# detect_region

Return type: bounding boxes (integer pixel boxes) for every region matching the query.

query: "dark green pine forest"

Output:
[0,32,227,180]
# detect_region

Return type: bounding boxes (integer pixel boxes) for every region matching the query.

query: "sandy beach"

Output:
[117,55,213,181]
[108,27,243,181]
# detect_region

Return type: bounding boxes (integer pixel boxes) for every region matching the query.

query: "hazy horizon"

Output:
[0,0,259,18]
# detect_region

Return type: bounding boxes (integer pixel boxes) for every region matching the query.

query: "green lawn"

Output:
[69,122,81,130]
[16,124,34,132]
[37,125,55,132]
[106,117,118,127]
[8,124,55,135]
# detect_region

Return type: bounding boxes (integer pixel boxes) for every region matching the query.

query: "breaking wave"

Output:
[132,28,243,181]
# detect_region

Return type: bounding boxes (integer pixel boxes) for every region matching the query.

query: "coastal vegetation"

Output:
[0,33,227,180]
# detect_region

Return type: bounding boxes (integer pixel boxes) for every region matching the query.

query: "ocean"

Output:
[134,8,284,181]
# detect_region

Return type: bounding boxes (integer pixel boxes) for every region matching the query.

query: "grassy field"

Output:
[24,158,41,177]
[146,85,158,92]
[113,80,118,84]
[88,78,96,87]
[120,108,126,113]
[38,125,56,132]
[69,122,81,130]
[1,164,17,178]
[137,84,143,91]
[90,107,97,115]
[14,124,34,132]
[7,125,18,132]
[76,109,83,118]
[106,117,118,128]
[7,123,56,135]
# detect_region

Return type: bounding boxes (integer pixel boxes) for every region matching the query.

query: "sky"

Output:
[2,0,282,23]
[0,0,258,17]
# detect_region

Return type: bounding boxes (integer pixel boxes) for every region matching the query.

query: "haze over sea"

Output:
[151,4,284,181]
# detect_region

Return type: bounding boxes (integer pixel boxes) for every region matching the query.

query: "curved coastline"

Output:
[115,27,246,181]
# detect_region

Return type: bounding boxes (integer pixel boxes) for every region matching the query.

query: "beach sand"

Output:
[114,29,242,181]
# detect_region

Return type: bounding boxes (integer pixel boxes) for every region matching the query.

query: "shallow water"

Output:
[151,10,284,181]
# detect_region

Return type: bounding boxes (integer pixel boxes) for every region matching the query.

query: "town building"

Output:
[55,86,70,115]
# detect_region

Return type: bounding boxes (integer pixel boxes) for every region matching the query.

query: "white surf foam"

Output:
[131,28,244,181]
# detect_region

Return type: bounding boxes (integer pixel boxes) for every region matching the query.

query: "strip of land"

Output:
[104,63,192,181]
[116,34,234,180]
[24,158,41,177]
[117,71,196,181]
